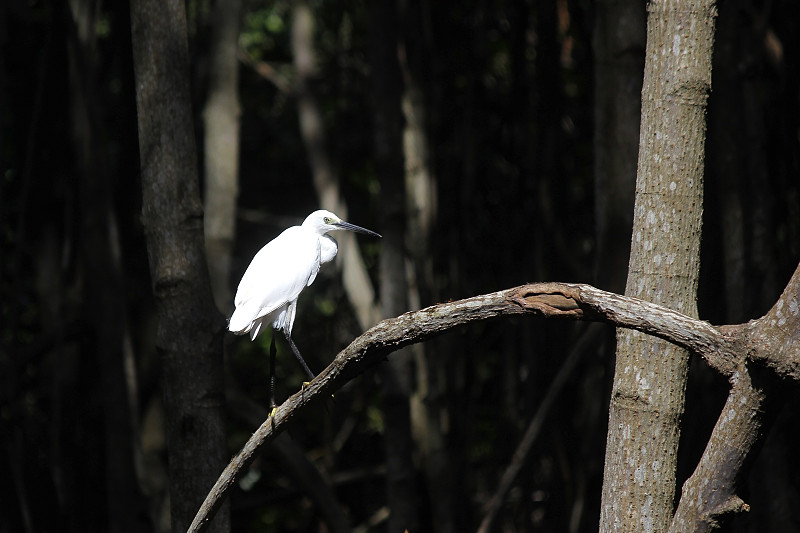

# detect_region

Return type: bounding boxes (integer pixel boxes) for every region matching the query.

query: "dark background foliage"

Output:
[1,0,799,532]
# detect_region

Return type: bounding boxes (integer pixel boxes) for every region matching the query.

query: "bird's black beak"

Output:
[334,220,382,238]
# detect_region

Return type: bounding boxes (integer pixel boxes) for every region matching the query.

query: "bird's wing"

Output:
[231,227,321,330]
[305,239,324,287]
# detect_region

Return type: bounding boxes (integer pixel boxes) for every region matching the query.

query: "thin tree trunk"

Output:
[590,5,646,530]
[367,1,420,531]
[398,1,453,531]
[593,0,645,294]
[291,0,380,330]
[400,0,436,303]
[203,0,242,313]
[67,1,148,531]
[130,1,229,531]
[600,1,716,532]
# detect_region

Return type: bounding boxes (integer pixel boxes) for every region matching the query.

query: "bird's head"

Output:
[302,210,381,238]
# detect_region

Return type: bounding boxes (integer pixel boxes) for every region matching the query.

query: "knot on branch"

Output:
[699,495,750,529]
[509,283,585,319]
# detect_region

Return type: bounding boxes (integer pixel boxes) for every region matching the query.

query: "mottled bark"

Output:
[670,262,800,531]
[669,366,765,532]
[189,275,800,532]
[600,1,717,532]
[130,1,229,531]
[708,10,800,524]
[591,4,646,530]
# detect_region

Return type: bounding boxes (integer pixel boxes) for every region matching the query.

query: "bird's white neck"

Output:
[320,234,339,264]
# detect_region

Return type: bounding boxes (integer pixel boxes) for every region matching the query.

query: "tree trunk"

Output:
[398,1,453,531]
[67,1,149,531]
[367,1,420,531]
[203,0,242,313]
[400,0,436,305]
[600,1,716,532]
[668,365,766,533]
[291,0,381,330]
[593,0,645,294]
[591,3,646,529]
[130,1,229,532]
[670,260,800,531]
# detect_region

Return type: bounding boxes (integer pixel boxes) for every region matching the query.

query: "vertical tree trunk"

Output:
[600,1,716,532]
[203,0,242,313]
[67,1,149,531]
[593,0,645,294]
[398,1,452,531]
[291,0,381,330]
[400,0,436,305]
[130,1,229,532]
[591,3,646,529]
[367,1,420,531]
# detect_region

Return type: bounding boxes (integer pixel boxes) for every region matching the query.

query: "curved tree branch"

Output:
[226,386,351,533]
[669,364,763,533]
[511,284,741,377]
[668,261,800,532]
[749,262,800,379]
[188,281,747,532]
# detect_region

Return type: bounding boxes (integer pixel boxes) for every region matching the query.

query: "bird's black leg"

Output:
[283,330,316,381]
[269,331,278,412]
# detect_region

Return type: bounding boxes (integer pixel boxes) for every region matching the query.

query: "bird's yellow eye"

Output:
[324,217,332,224]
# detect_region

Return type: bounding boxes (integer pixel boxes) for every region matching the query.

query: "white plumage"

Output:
[228,209,380,396]
[229,223,329,340]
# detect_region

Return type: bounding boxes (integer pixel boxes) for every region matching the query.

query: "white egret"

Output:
[228,209,381,408]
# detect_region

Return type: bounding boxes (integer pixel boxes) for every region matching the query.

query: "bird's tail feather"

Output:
[250,320,263,340]
[228,306,254,335]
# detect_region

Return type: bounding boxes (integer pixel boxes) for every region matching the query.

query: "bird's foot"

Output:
[268,397,278,418]
[300,380,332,397]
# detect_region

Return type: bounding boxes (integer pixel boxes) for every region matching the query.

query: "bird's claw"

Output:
[268,406,278,418]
